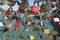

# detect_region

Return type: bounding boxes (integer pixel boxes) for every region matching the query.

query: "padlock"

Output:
[14,21,21,32]
[53,18,59,22]
[41,22,43,26]
[15,21,21,27]
[5,0,16,6]
[17,6,24,13]
[56,4,59,8]
[38,22,44,27]
[30,35,35,40]
[47,14,52,19]
[50,3,55,8]
[5,23,12,29]
[44,28,50,34]
[32,6,39,13]
[26,21,31,25]
[30,22,35,27]
[5,10,13,15]
[52,31,59,36]
[4,15,8,20]
[42,15,46,20]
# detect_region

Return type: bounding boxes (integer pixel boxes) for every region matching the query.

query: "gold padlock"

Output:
[42,15,46,20]
[5,0,15,6]
[30,35,35,40]
[53,31,59,36]
[5,23,12,29]
[44,28,50,34]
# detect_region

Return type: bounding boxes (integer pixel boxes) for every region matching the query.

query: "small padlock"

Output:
[30,22,35,27]
[44,28,50,34]
[5,23,12,29]
[53,18,59,22]
[30,35,35,40]
[38,22,44,26]
[42,15,46,20]
[4,15,8,20]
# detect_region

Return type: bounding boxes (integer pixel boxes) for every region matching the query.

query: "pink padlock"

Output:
[47,14,52,19]
[27,21,31,25]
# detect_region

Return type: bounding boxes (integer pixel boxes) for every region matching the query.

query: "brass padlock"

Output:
[5,0,15,6]
[5,23,12,29]
[42,15,46,20]
[30,35,35,40]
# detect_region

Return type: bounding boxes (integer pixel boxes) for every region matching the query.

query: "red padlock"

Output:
[31,6,39,13]
[17,6,24,13]
[47,14,52,19]
[15,21,21,27]
[5,10,12,14]
[56,4,59,8]
[50,3,55,8]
